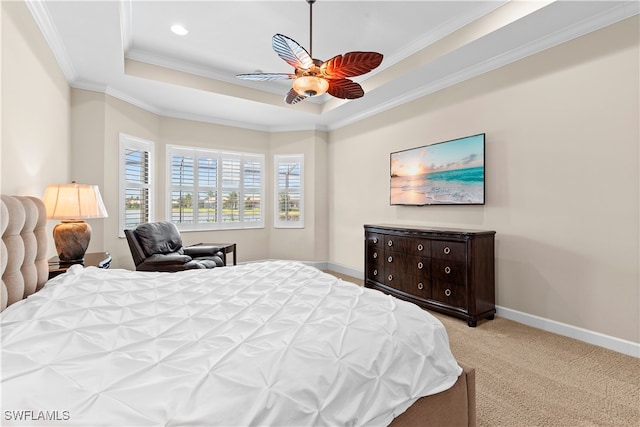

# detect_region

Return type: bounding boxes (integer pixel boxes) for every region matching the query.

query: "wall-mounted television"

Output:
[390,133,485,206]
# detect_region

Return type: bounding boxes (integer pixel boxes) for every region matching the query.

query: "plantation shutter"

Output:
[275,154,304,228]
[165,145,264,230]
[119,134,154,237]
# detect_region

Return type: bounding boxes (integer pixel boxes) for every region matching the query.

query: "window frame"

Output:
[166,145,265,231]
[274,154,304,229]
[119,133,154,238]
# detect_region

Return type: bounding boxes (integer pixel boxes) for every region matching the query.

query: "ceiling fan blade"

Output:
[285,88,307,105]
[273,34,314,70]
[323,52,383,79]
[235,73,295,81]
[327,79,364,100]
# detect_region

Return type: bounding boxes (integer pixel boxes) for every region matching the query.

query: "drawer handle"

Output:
[373,252,378,259]
[388,240,393,247]
[373,269,378,276]
[444,246,451,255]
[417,243,424,251]
[445,288,452,297]
[444,266,451,274]
[388,274,393,281]
[418,261,424,269]
[417,282,424,290]
[388,256,393,263]
[373,237,378,244]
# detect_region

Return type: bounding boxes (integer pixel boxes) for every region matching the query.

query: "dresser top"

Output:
[364,224,496,237]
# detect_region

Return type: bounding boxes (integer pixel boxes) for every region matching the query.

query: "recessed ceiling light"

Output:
[171,24,188,36]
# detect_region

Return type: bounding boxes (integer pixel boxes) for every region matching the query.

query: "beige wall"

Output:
[1,0,70,257]
[328,17,639,343]
[69,89,107,255]
[87,92,160,268]
[70,89,161,268]
[269,130,329,262]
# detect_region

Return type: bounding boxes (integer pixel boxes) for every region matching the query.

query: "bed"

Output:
[1,194,476,426]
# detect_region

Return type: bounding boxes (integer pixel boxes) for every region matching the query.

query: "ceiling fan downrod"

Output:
[307,0,315,58]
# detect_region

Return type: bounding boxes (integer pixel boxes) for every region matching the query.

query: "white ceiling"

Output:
[27,0,639,132]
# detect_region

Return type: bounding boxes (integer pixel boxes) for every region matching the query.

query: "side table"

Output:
[215,243,236,266]
[49,251,112,279]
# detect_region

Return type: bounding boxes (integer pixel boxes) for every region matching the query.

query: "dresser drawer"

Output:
[368,246,384,265]
[398,276,431,300]
[367,233,385,250]
[431,240,466,262]
[412,239,431,257]
[385,252,430,276]
[384,236,413,254]
[384,235,413,254]
[432,280,466,309]
[431,259,465,284]
[367,262,384,283]
[385,236,432,256]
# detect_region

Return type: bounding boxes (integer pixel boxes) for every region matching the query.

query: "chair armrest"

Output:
[143,253,193,266]
[184,245,222,257]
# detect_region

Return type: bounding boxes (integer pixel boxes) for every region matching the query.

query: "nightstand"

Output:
[48,252,112,279]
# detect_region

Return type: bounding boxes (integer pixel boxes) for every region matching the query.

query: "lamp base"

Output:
[53,220,91,263]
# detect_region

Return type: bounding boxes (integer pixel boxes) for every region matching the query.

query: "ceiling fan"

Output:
[235,0,383,105]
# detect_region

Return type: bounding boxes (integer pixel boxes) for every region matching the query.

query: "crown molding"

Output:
[119,0,133,54]
[71,80,108,94]
[69,80,324,133]
[327,1,640,132]
[373,0,508,79]
[103,87,278,132]
[25,0,77,83]
[125,49,238,87]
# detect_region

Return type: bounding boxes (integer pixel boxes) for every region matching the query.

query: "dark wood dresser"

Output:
[364,224,496,327]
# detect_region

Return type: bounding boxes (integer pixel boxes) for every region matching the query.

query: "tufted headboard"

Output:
[1,195,49,311]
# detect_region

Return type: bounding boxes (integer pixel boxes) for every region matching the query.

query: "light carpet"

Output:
[327,271,640,427]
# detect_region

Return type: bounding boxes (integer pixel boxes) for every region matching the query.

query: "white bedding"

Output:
[1,260,461,426]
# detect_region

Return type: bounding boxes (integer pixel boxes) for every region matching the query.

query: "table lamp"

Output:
[43,182,108,264]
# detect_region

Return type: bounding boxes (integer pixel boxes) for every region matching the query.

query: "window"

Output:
[119,133,154,237]
[167,145,264,230]
[274,154,304,228]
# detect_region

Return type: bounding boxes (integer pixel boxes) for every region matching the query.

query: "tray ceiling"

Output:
[27,0,639,131]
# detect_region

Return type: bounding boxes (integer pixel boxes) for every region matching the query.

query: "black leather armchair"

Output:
[124,221,224,272]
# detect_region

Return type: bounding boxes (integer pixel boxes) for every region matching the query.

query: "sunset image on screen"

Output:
[390,134,485,205]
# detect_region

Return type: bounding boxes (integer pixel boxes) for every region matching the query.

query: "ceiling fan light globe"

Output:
[293,76,329,97]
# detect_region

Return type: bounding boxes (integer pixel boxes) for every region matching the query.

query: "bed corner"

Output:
[389,362,476,427]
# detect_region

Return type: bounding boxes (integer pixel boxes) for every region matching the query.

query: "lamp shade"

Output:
[43,182,108,220]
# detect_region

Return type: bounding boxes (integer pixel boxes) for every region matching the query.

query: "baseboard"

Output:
[304,260,330,271]
[324,261,362,279]
[496,306,639,358]
[324,261,639,358]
